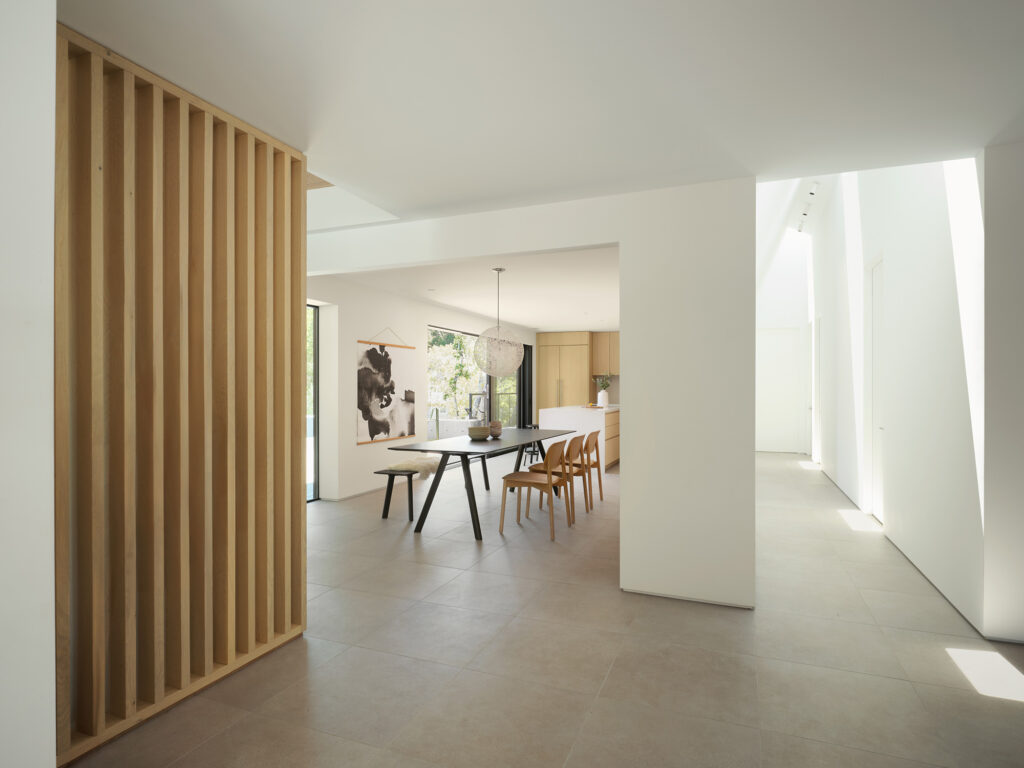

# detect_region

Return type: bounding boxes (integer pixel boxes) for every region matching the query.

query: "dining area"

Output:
[386,424,610,542]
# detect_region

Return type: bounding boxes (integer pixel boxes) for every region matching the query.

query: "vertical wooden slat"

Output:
[189,110,214,676]
[290,157,307,628]
[212,121,237,665]
[54,35,72,753]
[163,96,190,689]
[253,142,274,644]
[272,150,292,634]
[235,133,257,654]
[105,66,138,720]
[136,83,165,705]
[70,51,106,738]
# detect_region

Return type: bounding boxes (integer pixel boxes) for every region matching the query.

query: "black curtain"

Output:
[518,344,534,428]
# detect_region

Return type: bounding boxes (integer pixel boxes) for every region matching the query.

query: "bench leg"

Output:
[381,475,395,519]
[480,455,490,491]
[406,475,414,521]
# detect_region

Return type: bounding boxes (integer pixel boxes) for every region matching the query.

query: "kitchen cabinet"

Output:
[591,332,610,375]
[589,331,619,376]
[536,333,592,411]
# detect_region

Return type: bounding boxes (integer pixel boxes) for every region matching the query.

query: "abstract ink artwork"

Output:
[356,342,416,444]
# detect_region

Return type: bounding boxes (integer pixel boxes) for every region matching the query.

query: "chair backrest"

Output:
[584,430,601,455]
[544,440,566,483]
[565,435,584,467]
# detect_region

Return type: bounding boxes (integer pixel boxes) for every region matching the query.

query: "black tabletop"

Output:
[389,428,572,456]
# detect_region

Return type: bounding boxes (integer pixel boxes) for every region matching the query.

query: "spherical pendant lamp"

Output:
[473,267,524,377]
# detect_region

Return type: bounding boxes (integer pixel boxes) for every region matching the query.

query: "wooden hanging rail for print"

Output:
[357,339,416,350]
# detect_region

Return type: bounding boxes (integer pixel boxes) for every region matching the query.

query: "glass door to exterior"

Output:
[306,305,318,502]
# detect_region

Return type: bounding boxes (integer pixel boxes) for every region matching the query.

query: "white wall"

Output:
[307,275,536,499]
[982,140,1024,640]
[756,228,811,454]
[0,1,57,764]
[857,162,985,630]
[809,174,864,507]
[308,178,756,607]
[810,162,986,631]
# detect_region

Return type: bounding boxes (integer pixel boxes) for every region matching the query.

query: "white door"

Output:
[871,262,885,522]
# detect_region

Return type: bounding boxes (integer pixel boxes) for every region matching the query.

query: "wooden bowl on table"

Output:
[468,426,490,441]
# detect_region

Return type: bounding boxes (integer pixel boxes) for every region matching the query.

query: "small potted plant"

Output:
[594,375,611,408]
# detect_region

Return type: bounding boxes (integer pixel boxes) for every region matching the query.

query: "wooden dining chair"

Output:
[500,439,570,541]
[573,430,603,511]
[529,433,588,524]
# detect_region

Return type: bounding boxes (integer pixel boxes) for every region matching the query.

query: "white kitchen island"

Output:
[538,405,620,468]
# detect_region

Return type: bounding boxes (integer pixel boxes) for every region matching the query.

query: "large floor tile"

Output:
[306,549,385,587]
[759,730,946,768]
[258,647,457,747]
[468,616,622,694]
[168,713,394,767]
[600,635,760,728]
[358,602,511,666]
[860,590,979,638]
[305,588,414,644]
[843,560,938,596]
[754,610,906,677]
[882,627,996,690]
[340,560,462,600]
[519,580,644,632]
[201,636,347,710]
[565,697,760,768]
[628,594,758,655]
[915,681,1024,768]
[756,657,953,766]
[757,573,876,623]
[390,670,591,768]
[74,698,247,768]
[421,569,544,615]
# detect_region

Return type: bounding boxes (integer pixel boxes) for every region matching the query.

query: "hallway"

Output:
[75,454,1024,768]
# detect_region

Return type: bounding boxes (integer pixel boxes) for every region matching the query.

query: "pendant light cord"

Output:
[496,269,500,329]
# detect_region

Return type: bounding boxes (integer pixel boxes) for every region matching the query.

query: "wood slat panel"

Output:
[235,132,257,654]
[57,26,307,763]
[69,50,107,738]
[54,33,72,753]
[105,66,138,720]
[272,150,292,635]
[253,141,275,644]
[212,121,237,665]
[290,157,306,628]
[162,95,190,690]
[135,82,165,705]
[188,109,215,676]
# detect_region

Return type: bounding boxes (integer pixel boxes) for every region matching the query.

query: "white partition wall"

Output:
[309,178,756,607]
[983,140,1024,641]
[0,1,57,763]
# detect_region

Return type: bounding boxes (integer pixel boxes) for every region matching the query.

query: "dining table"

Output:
[389,428,573,540]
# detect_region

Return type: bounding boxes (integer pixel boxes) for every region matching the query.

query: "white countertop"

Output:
[540,405,620,414]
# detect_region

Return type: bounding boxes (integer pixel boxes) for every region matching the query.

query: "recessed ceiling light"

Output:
[426,288,436,292]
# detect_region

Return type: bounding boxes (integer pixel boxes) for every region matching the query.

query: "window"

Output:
[426,326,533,436]
[306,305,319,501]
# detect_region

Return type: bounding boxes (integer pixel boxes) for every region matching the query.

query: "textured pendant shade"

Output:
[474,267,524,377]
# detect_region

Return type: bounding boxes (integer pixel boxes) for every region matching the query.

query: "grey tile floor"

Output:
[76,453,1024,767]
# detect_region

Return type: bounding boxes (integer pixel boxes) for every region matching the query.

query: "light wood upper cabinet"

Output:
[559,345,591,405]
[609,332,620,375]
[591,332,610,375]
[536,335,592,410]
[537,345,561,410]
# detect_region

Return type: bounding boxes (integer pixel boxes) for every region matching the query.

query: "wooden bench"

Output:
[374,468,417,521]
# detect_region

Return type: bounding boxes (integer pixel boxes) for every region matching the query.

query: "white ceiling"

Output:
[58,1,1024,223]
[337,246,620,332]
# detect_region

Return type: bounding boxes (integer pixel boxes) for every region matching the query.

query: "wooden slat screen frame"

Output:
[54,24,307,765]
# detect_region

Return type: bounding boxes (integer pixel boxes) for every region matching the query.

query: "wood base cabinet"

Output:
[605,409,620,467]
